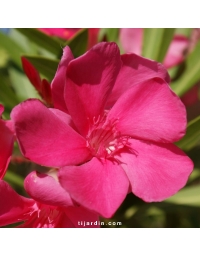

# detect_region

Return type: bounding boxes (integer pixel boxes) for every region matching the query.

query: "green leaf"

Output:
[171,42,200,96]
[4,170,24,188]
[175,28,192,37]
[165,185,200,207]
[0,72,20,109]
[176,115,200,150]
[142,28,175,63]
[98,28,119,43]
[66,29,88,57]
[22,55,59,81]
[0,31,27,67]
[16,28,63,56]
[9,67,40,101]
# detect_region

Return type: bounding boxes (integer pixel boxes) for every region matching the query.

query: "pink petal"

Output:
[21,57,42,92]
[65,42,122,136]
[0,104,4,115]
[59,157,129,218]
[107,77,187,143]
[117,139,193,202]
[0,180,34,227]
[87,28,100,49]
[24,171,74,208]
[120,28,143,55]
[64,206,100,228]
[51,46,74,113]
[106,53,170,107]
[11,99,91,167]
[163,35,189,69]
[0,120,14,179]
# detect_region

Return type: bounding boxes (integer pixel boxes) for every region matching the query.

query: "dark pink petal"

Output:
[120,28,143,55]
[0,180,34,227]
[64,206,100,228]
[11,99,91,167]
[59,157,129,218]
[106,53,170,107]
[117,139,193,202]
[51,46,74,113]
[0,120,14,179]
[87,28,100,49]
[24,171,74,208]
[41,79,53,106]
[107,77,187,143]
[21,57,41,92]
[0,104,4,115]
[65,42,122,136]
[163,35,189,69]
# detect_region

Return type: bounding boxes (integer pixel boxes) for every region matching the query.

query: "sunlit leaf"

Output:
[142,28,175,63]
[165,185,200,207]
[16,28,63,56]
[0,31,27,67]
[175,28,192,37]
[9,67,40,101]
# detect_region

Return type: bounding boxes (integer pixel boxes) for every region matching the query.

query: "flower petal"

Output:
[11,99,91,167]
[163,35,189,69]
[24,171,74,208]
[64,206,100,228]
[107,77,187,143]
[106,53,170,107]
[59,157,129,218]
[0,180,34,227]
[65,42,122,136]
[118,139,193,202]
[119,28,143,55]
[0,104,4,115]
[51,46,74,113]
[0,120,14,179]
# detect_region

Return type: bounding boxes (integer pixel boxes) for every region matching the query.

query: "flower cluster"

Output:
[0,41,194,227]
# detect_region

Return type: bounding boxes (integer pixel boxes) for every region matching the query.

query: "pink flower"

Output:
[38,28,80,40]
[0,171,99,228]
[11,42,193,218]
[0,104,14,179]
[119,28,189,69]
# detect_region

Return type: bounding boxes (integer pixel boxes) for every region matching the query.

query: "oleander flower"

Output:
[0,104,14,179]
[11,42,193,218]
[0,171,99,228]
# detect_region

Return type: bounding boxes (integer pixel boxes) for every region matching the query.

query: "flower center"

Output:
[23,203,63,228]
[86,115,128,159]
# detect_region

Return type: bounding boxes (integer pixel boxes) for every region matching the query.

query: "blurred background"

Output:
[1,28,200,228]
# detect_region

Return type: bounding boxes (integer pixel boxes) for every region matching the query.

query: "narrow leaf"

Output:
[16,28,63,56]
[176,115,200,150]
[142,28,175,63]
[171,42,200,96]
[22,55,59,81]
[165,185,200,207]
[0,31,26,67]
[67,29,88,57]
